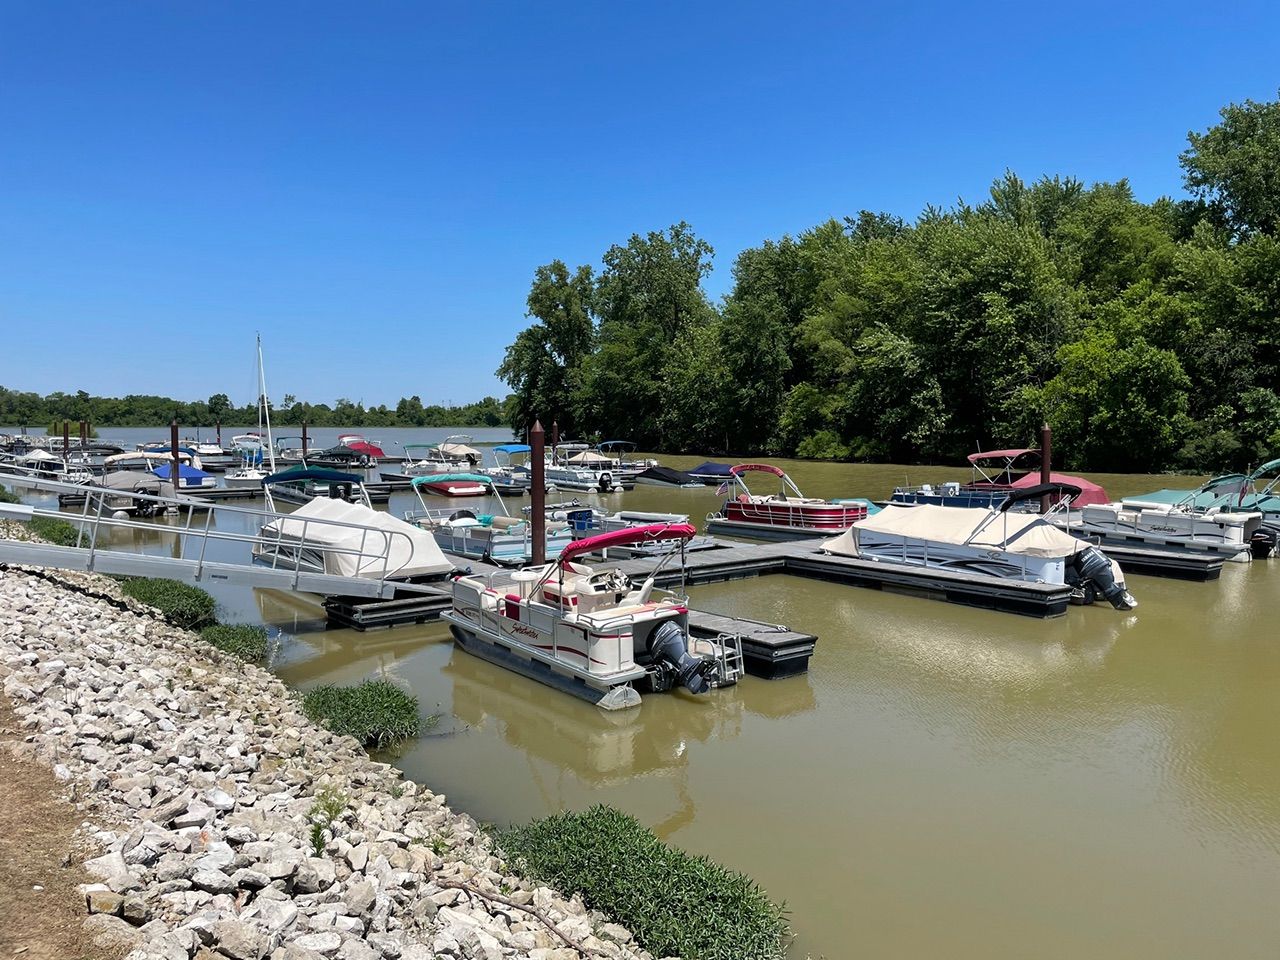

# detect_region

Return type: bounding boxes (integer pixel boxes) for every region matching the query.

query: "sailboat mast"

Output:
[258,334,277,474]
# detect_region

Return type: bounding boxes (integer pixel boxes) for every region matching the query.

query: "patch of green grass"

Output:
[119,578,217,630]
[0,485,20,504]
[200,624,269,663]
[500,804,789,960]
[301,679,421,748]
[29,515,81,546]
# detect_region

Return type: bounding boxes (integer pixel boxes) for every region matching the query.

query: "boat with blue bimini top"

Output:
[441,523,744,710]
[262,466,368,507]
[150,461,217,492]
[891,448,1111,509]
[823,483,1138,610]
[406,474,575,565]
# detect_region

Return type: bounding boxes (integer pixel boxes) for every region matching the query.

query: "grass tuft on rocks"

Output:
[200,624,269,663]
[301,680,421,749]
[500,804,790,960]
[28,516,82,546]
[119,578,217,630]
[0,485,19,504]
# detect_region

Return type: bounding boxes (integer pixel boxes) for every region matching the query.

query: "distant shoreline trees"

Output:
[0,387,510,430]
[497,92,1280,473]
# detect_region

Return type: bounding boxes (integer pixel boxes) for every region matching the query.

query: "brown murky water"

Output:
[25,450,1280,958]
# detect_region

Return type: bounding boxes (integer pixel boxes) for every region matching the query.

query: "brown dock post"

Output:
[78,420,86,445]
[301,422,308,458]
[1040,423,1052,513]
[171,419,181,496]
[216,421,222,446]
[62,421,69,460]
[530,419,546,565]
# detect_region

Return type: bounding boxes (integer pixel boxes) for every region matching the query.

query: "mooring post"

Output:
[551,419,559,448]
[78,420,86,445]
[1040,422,1052,513]
[62,420,69,460]
[171,419,181,496]
[530,419,546,565]
[216,421,222,447]
[301,422,308,458]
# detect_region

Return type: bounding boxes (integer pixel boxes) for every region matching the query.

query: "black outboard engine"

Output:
[647,621,710,694]
[1251,525,1278,560]
[598,471,613,492]
[1074,546,1138,610]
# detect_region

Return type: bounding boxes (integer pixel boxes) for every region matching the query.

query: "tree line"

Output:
[0,387,508,430]
[498,92,1280,473]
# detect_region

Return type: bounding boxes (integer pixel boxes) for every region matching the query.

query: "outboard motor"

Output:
[598,471,613,492]
[1074,546,1138,610]
[647,621,710,694]
[1251,525,1278,559]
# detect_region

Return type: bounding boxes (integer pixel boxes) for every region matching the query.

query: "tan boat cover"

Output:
[438,442,481,458]
[822,503,1087,559]
[568,451,614,465]
[262,497,452,578]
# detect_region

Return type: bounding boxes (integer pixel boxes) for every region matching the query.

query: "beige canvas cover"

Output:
[823,503,1087,559]
[568,450,613,465]
[262,497,452,578]
[438,442,481,458]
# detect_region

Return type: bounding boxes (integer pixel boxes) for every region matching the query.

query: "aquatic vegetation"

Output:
[301,679,421,748]
[200,623,269,663]
[119,578,217,630]
[500,804,790,960]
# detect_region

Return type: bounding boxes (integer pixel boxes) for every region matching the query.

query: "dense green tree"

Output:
[1181,91,1280,236]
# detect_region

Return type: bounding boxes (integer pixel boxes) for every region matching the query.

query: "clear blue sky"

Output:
[2,1,1277,408]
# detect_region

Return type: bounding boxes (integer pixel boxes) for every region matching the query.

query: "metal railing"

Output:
[0,475,438,596]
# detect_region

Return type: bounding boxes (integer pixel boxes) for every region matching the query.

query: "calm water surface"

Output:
[12,446,1280,958]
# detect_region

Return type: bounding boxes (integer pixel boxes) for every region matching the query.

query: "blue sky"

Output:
[2,1,1277,407]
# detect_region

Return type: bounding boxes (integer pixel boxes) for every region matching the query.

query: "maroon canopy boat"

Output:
[706,464,867,540]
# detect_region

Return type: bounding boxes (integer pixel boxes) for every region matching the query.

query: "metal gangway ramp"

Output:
[0,476,447,599]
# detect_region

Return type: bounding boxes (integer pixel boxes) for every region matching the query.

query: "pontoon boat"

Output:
[441,523,744,709]
[706,464,867,539]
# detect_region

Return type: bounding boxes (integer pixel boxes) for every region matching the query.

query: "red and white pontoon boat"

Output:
[705,464,867,540]
[440,523,743,709]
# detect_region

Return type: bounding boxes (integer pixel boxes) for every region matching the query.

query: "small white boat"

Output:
[546,443,629,492]
[441,523,744,709]
[823,483,1138,610]
[406,474,575,565]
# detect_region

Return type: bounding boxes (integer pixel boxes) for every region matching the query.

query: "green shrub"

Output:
[0,485,20,504]
[119,578,217,629]
[500,805,789,960]
[29,515,82,547]
[301,679,421,748]
[200,624,269,662]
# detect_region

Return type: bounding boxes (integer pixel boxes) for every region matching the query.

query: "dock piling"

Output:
[530,420,546,565]
[1040,422,1052,513]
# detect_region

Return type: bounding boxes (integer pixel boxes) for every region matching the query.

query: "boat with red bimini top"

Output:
[892,449,1110,509]
[440,523,744,710]
[706,464,868,540]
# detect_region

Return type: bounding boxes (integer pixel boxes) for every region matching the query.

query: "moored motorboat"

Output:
[687,461,734,486]
[262,466,367,506]
[824,483,1138,610]
[150,462,218,491]
[336,434,389,461]
[410,472,490,498]
[1123,462,1280,558]
[706,463,867,540]
[634,465,703,488]
[546,443,630,492]
[441,523,744,709]
[406,474,574,564]
[891,448,1110,508]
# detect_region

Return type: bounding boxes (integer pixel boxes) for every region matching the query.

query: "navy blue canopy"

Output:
[688,462,734,477]
[151,463,212,481]
[263,467,362,485]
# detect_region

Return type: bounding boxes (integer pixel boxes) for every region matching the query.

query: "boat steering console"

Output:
[584,569,631,603]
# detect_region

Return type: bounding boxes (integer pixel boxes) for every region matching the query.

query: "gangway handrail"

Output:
[0,475,441,595]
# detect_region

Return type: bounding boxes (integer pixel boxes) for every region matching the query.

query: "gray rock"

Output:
[191,868,235,894]
[86,887,124,915]
[343,879,376,916]
[292,932,342,956]
[212,919,269,960]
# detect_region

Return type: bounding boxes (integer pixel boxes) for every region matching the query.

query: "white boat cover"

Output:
[823,503,1088,559]
[20,449,59,462]
[262,497,453,578]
